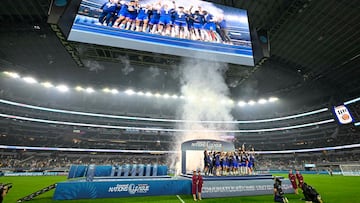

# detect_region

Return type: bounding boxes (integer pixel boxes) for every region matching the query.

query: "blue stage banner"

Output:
[53,178,191,200]
[202,179,294,198]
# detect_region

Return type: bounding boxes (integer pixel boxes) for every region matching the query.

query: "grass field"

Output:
[1,174,359,203]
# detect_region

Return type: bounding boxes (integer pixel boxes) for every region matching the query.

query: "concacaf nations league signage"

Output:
[53,179,191,200]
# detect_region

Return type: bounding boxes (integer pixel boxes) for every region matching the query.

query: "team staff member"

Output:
[197,170,203,201]
[191,170,198,201]
[288,169,298,194]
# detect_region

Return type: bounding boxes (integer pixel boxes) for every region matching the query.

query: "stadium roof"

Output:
[0,0,359,106]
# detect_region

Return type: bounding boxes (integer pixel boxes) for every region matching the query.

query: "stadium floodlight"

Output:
[258,98,267,104]
[228,99,234,105]
[137,91,144,96]
[102,87,110,93]
[248,100,256,105]
[22,76,37,84]
[172,94,178,99]
[41,82,53,88]
[163,93,170,99]
[155,93,161,98]
[238,101,246,107]
[85,87,94,93]
[125,89,135,95]
[145,92,153,97]
[110,89,118,94]
[56,84,69,92]
[75,86,84,91]
[220,99,227,104]
[180,95,185,99]
[5,72,20,78]
[269,97,279,102]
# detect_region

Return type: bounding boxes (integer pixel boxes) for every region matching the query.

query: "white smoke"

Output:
[118,55,134,75]
[170,58,235,174]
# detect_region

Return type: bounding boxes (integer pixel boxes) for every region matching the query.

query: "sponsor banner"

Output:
[181,139,234,151]
[4,172,60,176]
[334,105,353,124]
[53,178,191,200]
[202,179,293,198]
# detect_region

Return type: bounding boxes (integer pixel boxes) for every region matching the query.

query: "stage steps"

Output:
[16,184,56,202]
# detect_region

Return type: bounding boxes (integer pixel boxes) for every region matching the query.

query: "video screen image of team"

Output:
[76,0,252,47]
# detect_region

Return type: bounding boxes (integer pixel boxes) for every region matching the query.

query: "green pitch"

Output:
[1,174,359,203]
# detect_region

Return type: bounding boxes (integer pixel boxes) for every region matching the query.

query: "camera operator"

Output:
[273,177,289,203]
[0,183,10,203]
[301,183,323,203]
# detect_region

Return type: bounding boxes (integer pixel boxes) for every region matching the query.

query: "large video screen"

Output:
[68,0,254,66]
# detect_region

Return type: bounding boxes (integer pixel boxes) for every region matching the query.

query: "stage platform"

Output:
[53,174,294,200]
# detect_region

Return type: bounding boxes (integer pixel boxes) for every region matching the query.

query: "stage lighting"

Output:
[56,84,69,92]
[75,86,84,91]
[137,91,144,96]
[228,99,234,105]
[172,94,178,99]
[85,87,94,93]
[145,92,153,97]
[155,93,161,98]
[238,101,246,106]
[125,89,135,95]
[258,98,267,104]
[111,89,118,94]
[248,100,256,105]
[103,88,110,93]
[269,97,279,102]
[180,95,185,99]
[22,77,38,84]
[41,82,53,88]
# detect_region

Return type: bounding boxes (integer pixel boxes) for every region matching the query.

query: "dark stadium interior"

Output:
[0,0,360,171]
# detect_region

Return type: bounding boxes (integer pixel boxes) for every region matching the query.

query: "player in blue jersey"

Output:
[158,1,176,36]
[98,0,118,26]
[113,1,129,28]
[124,0,138,30]
[215,152,221,176]
[202,10,221,42]
[135,3,150,32]
[148,3,161,33]
[187,8,203,40]
[216,14,232,44]
[173,5,191,38]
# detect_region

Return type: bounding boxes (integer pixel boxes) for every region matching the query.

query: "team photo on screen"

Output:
[69,0,254,65]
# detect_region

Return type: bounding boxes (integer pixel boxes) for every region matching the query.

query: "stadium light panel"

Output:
[5,72,20,78]
[75,86,84,91]
[248,100,256,105]
[22,76,37,84]
[238,101,246,106]
[102,87,110,93]
[41,82,53,88]
[85,87,94,93]
[172,94,178,99]
[125,89,135,95]
[228,99,234,105]
[56,85,69,92]
[269,97,279,102]
[155,93,161,98]
[180,95,185,99]
[145,92,153,97]
[111,89,118,94]
[163,93,170,99]
[258,98,267,104]
[137,91,144,96]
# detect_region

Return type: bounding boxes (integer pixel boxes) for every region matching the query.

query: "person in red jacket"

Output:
[296,170,304,188]
[192,170,198,201]
[288,169,298,194]
[197,170,204,200]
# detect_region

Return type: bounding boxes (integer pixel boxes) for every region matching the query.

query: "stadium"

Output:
[0,0,360,202]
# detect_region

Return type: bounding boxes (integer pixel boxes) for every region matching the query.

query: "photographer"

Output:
[0,183,11,203]
[301,183,323,203]
[273,177,289,203]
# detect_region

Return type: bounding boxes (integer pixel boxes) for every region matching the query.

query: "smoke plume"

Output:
[170,58,235,174]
